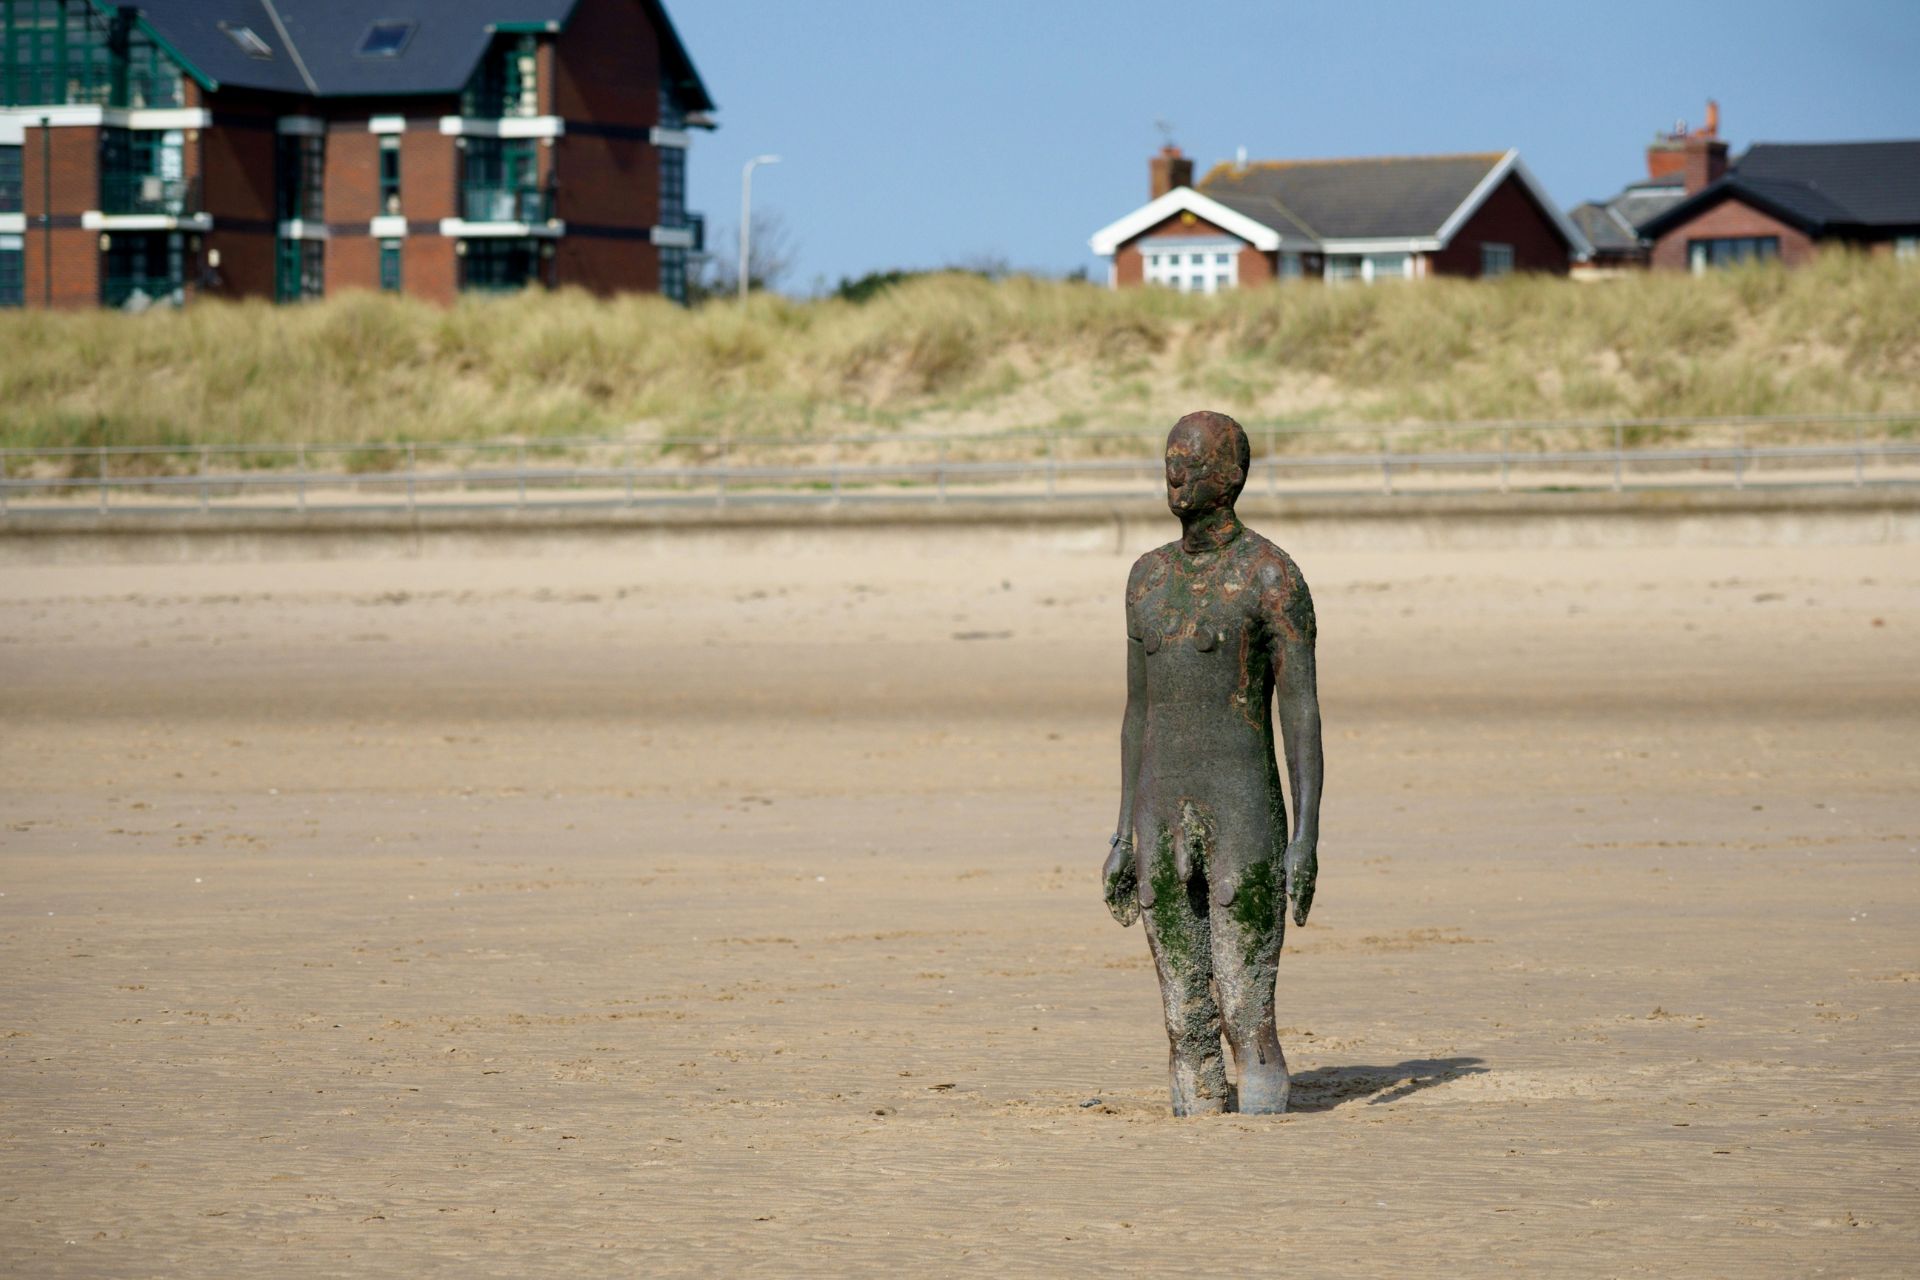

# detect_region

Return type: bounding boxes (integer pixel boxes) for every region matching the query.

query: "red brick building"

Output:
[1090,146,1588,290]
[1637,138,1920,272]
[0,0,714,309]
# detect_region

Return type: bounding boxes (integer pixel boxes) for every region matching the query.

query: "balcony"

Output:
[101,173,200,219]
[460,185,552,225]
[102,272,184,310]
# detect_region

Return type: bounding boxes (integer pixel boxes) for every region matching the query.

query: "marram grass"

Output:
[2,252,1915,454]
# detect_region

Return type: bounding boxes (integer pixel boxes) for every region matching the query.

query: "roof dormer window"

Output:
[358,21,417,58]
[219,23,274,60]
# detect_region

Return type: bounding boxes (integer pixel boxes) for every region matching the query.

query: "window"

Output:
[659,144,685,229]
[1279,252,1303,280]
[0,233,22,307]
[379,134,401,215]
[276,133,324,222]
[462,33,538,118]
[660,245,686,305]
[0,0,180,107]
[1896,236,1917,262]
[1687,236,1780,273]
[1480,242,1514,278]
[218,21,273,59]
[0,144,20,214]
[102,229,184,308]
[275,237,323,303]
[1140,239,1239,293]
[357,21,414,58]
[459,237,546,293]
[100,127,189,215]
[1327,253,1411,284]
[379,239,402,292]
[463,137,542,221]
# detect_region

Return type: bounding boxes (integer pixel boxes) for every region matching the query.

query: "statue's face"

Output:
[1164,423,1241,516]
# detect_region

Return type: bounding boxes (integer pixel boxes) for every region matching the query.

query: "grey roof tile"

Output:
[1199,153,1506,240]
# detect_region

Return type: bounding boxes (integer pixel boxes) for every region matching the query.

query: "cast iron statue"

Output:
[1102,410,1324,1116]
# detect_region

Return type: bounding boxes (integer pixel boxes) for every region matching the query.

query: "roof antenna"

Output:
[1154,118,1176,149]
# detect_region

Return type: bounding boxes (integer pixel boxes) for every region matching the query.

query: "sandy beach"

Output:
[1,519,1915,1276]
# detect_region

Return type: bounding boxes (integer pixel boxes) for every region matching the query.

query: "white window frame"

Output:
[1896,235,1918,262]
[1140,238,1241,293]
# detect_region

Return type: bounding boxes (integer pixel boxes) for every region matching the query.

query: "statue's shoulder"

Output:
[1241,528,1307,593]
[1125,544,1175,607]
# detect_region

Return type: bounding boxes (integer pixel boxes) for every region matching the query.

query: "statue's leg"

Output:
[1141,823,1227,1116]
[1211,847,1288,1114]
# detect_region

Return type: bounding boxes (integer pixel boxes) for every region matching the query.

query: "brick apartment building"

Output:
[0,0,714,309]
[1089,145,1588,290]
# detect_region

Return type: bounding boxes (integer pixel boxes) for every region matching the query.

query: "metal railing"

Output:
[99,172,200,218]
[461,185,552,224]
[1,412,1915,519]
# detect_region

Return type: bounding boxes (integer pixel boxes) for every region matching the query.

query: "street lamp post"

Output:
[738,154,780,301]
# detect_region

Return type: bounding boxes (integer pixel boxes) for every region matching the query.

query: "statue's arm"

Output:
[1270,571,1323,925]
[1102,583,1149,924]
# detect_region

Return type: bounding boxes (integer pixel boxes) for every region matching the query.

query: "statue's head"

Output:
[1164,411,1249,517]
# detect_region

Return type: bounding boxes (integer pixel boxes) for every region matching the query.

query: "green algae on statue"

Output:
[1102,411,1325,1117]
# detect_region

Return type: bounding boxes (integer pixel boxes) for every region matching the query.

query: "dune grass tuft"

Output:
[2,252,1915,455]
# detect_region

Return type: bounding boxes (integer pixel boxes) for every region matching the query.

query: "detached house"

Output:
[0,0,714,309]
[1090,144,1588,290]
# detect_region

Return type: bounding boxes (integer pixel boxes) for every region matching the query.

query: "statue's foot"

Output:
[1234,1064,1290,1115]
[1170,1092,1228,1119]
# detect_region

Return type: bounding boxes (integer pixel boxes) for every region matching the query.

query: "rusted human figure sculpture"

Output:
[1102,411,1324,1116]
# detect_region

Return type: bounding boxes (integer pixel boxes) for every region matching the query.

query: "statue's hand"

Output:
[1102,837,1140,927]
[1284,838,1318,926]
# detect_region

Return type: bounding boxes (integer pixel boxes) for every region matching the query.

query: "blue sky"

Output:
[669,0,1920,292]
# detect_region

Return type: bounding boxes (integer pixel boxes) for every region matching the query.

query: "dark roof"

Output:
[131,0,712,108]
[1568,180,1687,255]
[1638,139,1920,238]
[1198,153,1507,239]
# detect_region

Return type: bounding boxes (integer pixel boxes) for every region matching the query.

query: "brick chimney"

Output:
[1646,100,1729,195]
[1149,145,1193,199]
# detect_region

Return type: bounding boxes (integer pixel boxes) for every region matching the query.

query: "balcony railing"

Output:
[461,185,552,224]
[100,173,201,218]
[102,272,184,310]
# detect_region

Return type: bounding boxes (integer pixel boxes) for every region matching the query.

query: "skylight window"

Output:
[219,23,274,59]
[358,21,417,58]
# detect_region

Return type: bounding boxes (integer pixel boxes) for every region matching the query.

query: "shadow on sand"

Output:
[1286,1056,1487,1112]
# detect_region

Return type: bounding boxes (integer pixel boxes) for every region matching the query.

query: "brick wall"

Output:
[407,132,460,222]
[19,125,100,308]
[1429,172,1571,277]
[326,234,376,295]
[327,129,380,224]
[1649,198,1817,271]
[554,0,660,127]
[199,97,280,302]
[410,236,457,306]
[1114,210,1256,288]
[557,235,655,296]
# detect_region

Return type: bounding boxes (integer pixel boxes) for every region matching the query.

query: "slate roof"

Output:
[1637,140,1920,238]
[1197,153,1507,240]
[130,0,713,108]
[1568,180,1687,256]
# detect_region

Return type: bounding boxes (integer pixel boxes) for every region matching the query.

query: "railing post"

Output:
[1854,421,1864,488]
[297,443,308,513]
[516,442,527,509]
[1379,432,1393,496]
[0,451,7,516]
[1612,422,1624,493]
[1267,429,1277,496]
[98,445,108,514]
[716,439,728,509]
[625,443,636,508]
[199,445,211,512]
[406,442,417,513]
[1499,426,1510,494]
[936,437,947,503]
[830,439,841,502]
[1045,434,1056,499]
[1733,425,1746,490]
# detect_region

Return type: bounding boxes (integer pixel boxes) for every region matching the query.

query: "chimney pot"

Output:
[1149,145,1194,200]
